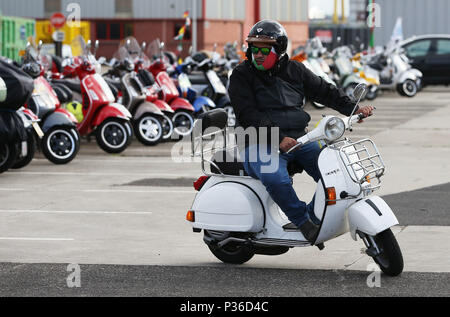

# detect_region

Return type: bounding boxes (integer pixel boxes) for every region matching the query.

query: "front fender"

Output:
[170,97,194,112]
[348,196,399,240]
[41,112,77,134]
[93,103,132,128]
[134,102,164,120]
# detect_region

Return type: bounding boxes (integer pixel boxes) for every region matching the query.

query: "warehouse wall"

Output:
[0,0,44,18]
[374,0,450,46]
[133,0,203,19]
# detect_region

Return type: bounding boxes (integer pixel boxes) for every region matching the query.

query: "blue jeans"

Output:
[242,142,322,227]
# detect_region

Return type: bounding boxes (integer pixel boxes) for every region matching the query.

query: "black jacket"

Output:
[228,55,357,147]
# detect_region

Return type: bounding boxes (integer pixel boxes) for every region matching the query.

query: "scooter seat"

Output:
[188,72,207,85]
[210,149,304,177]
[210,149,248,176]
[52,78,82,94]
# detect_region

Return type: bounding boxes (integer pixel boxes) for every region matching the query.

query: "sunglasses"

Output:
[251,46,272,55]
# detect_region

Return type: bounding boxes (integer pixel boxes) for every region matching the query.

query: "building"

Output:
[0,0,309,58]
[372,0,450,46]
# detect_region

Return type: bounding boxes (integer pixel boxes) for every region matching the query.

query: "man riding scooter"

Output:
[228,20,374,242]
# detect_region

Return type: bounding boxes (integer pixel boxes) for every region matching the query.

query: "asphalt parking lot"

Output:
[0,88,449,297]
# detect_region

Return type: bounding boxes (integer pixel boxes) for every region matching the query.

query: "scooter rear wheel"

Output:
[205,231,255,265]
[134,114,163,146]
[96,118,132,154]
[42,127,80,165]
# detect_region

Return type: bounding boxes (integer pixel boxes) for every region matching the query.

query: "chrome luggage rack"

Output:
[337,138,386,192]
[191,114,240,176]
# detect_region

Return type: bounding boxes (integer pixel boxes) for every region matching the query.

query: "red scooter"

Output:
[146,39,195,138]
[54,37,133,154]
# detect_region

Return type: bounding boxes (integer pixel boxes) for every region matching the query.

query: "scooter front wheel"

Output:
[42,127,80,165]
[96,118,132,154]
[365,229,404,277]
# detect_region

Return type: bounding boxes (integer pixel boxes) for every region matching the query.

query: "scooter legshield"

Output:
[348,195,399,240]
[191,181,264,232]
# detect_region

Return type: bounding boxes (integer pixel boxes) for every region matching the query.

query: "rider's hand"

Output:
[280,137,300,153]
[355,105,375,122]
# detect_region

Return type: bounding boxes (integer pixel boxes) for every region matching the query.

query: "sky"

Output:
[309,0,351,19]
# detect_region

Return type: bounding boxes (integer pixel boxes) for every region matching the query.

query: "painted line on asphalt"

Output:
[0,188,195,194]
[0,237,74,241]
[0,209,154,215]
[32,158,198,164]
[5,171,197,177]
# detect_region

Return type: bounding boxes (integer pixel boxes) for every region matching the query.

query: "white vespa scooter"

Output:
[186,84,403,276]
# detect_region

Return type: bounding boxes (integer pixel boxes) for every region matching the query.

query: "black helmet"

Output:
[246,20,288,55]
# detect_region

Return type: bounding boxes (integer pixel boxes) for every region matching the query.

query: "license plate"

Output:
[32,122,44,138]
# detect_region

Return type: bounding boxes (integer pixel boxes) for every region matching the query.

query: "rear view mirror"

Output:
[353,83,368,102]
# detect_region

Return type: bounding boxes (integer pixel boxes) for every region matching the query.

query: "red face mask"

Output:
[252,47,279,71]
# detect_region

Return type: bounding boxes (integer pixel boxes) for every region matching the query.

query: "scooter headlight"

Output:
[324,117,345,141]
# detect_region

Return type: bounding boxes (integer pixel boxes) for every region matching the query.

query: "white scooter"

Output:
[186,84,404,276]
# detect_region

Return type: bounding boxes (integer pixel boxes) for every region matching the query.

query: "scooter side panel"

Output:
[55,108,78,124]
[170,97,195,112]
[193,96,216,112]
[191,181,264,232]
[398,70,417,83]
[348,195,399,240]
[153,99,174,113]
[92,103,132,128]
[133,102,164,120]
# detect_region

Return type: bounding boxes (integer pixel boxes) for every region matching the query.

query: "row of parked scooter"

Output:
[0,35,423,174]
[292,37,423,108]
[0,35,239,173]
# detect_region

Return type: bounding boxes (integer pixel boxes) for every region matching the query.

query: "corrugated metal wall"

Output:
[61,0,115,18]
[133,0,203,19]
[374,0,450,46]
[205,0,245,20]
[260,0,308,22]
[0,0,44,18]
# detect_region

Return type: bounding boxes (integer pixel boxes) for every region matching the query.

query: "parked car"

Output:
[399,35,450,86]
